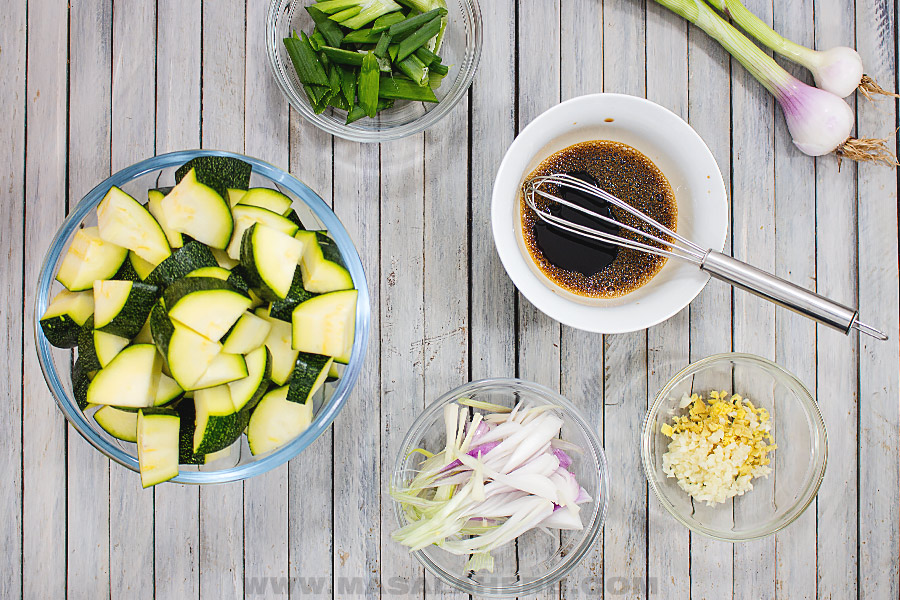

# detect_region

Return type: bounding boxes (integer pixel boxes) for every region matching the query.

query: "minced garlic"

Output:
[660,391,776,506]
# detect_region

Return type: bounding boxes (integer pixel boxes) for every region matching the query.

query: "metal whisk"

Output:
[523,173,888,340]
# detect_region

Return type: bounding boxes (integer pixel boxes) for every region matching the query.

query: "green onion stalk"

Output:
[704,0,897,100]
[656,0,896,165]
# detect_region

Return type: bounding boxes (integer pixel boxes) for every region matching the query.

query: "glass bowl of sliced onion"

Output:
[390,378,608,597]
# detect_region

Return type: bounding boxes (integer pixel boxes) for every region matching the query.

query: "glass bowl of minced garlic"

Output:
[641,353,827,542]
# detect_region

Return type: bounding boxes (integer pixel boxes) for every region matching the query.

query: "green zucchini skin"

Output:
[77,316,102,372]
[240,224,306,301]
[94,405,138,442]
[113,254,143,282]
[145,241,219,288]
[286,352,333,404]
[72,357,93,410]
[229,346,272,415]
[40,290,95,349]
[149,301,174,357]
[162,276,249,308]
[269,266,318,322]
[40,314,82,349]
[175,399,204,465]
[192,386,249,454]
[94,281,160,339]
[175,156,252,200]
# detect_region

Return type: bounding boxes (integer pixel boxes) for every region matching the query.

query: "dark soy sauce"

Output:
[520,140,677,299]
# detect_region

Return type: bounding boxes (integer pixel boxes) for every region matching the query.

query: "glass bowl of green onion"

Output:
[390,378,609,597]
[267,0,482,142]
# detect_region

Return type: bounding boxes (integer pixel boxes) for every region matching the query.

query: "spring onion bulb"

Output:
[391,401,594,570]
[704,0,897,100]
[656,0,897,164]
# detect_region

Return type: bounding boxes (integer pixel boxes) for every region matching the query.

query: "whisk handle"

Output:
[700,251,861,335]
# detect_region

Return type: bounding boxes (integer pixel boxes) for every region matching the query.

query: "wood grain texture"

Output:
[153,2,202,599]
[855,0,900,596]
[645,2,690,598]
[109,1,157,598]
[0,1,26,598]
[66,1,113,597]
[242,2,290,597]
[199,1,247,598]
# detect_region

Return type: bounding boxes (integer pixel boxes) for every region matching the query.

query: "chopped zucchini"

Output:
[191,353,248,390]
[39,289,95,348]
[113,253,142,282]
[211,247,240,269]
[286,353,333,404]
[226,189,246,208]
[226,205,300,260]
[221,311,271,355]
[240,224,307,301]
[97,186,172,265]
[295,231,353,293]
[247,385,313,456]
[269,266,317,322]
[94,330,130,368]
[145,241,218,287]
[186,266,231,280]
[128,251,157,280]
[291,289,357,363]
[133,313,154,344]
[56,226,128,291]
[175,399,203,465]
[255,307,299,386]
[192,385,249,454]
[72,357,93,410]
[160,168,234,250]
[284,209,305,229]
[326,361,342,383]
[164,277,251,341]
[150,304,223,389]
[94,405,138,442]
[236,188,293,215]
[76,316,131,370]
[228,346,271,413]
[155,373,184,406]
[147,187,184,249]
[93,280,160,338]
[137,409,181,487]
[86,344,162,408]
[175,156,252,200]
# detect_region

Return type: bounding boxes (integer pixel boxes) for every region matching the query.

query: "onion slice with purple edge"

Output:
[391,401,593,571]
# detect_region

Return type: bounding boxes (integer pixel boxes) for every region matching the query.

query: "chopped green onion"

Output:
[342,27,382,44]
[396,15,441,62]
[379,75,438,101]
[340,0,404,30]
[313,0,363,14]
[397,55,429,86]
[429,61,448,76]
[340,65,357,105]
[320,45,365,66]
[329,6,362,22]
[414,46,440,66]
[374,32,392,59]
[306,5,345,47]
[358,53,380,117]
[283,33,329,87]
[345,104,367,124]
[388,7,446,40]
[372,11,406,33]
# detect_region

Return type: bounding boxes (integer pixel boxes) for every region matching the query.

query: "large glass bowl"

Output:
[642,353,827,541]
[267,0,482,142]
[391,378,609,597]
[34,150,370,484]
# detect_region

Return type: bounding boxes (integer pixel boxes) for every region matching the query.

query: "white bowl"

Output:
[491,94,728,334]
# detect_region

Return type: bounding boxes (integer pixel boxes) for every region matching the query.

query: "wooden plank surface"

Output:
[5,1,900,599]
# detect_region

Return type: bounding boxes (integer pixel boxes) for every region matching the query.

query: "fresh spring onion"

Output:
[391,401,593,570]
[656,0,897,164]
[704,0,897,100]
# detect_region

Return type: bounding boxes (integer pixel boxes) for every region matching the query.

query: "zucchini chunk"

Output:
[295,231,354,293]
[40,289,95,348]
[192,385,249,454]
[247,385,313,456]
[175,400,203,465]
[228,346,271,413]
[202,442,240,467]
[269,266,317,322]
[145,240,218,287]
[284,209,305,230]
[255,307,299,386]
[326,361,342,383]
[72,357,94,410]
[226,189,246,208]
[128,251,157,280]
[164,277,252,341]
[150,303,223,389]
[175,155,252,200]
[56,226,128,292]
[94,406,138,442]
[286,353,333,405]
[97,186,172,265]
[226,205,300,259]
[137,409,181,488]
[113,253,143,282]
[221,311,271,355]
[77,316,131,371]
[155,373,184,406]
[86,344,162,408]
[240,224,307,301]
[236,188,293,215]
[186,266,231,280]
[160,168,234,250]
[147,187,184,249]
[93,279,160,338]
[291,289,357,363]
[133,313,154,344]
[191,353,248,390]
[211,247,240,269]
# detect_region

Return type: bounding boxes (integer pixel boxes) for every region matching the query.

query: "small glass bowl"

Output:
[642,353,827,541]
[391,378,609,597]
[266,0,482,142]
[34,150,370,484]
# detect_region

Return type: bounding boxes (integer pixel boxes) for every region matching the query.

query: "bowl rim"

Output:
[491,92,728,334]
[390,377,609,597]
[266,0,484,143]
[641,352,828,542]
[33,149,371,484]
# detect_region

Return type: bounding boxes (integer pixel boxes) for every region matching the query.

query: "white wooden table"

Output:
[2,0,899,598]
